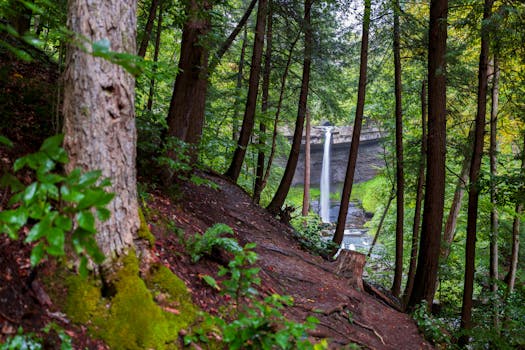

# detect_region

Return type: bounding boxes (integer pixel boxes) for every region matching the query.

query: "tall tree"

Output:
[392,0,404,298]
[266,0,312,214]
[62,0,140,265]
[232,26,249,142]
[403,80,427,305]
[146,0,164,111]
[165,0,212,169]
[225,0,268,182]
[253,1,273,203]
[407,0,448,309]
[137,0,160,58]
[332,0,371,246]
[302,109,311,216]
[460,0,493,341]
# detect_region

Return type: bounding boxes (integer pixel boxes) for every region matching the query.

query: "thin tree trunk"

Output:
[165,0,212,170]
[138,0,160,58]
[459,0,493,342]
[9,0,32,34]
[407,0,448,310]
[232,26,248,142]
[403,80,427,307]
[367,191,395,258]
[489,55,500,294]
[302,109,311,216]
[259,33,300,193]
[209,0,258,71]
[63,0,140,264]
[392,0,404,298]
[146,1,164,111]
[506,133,524,293]
[225,0,268,182]
[253,2,273,203]
[332,0,371,246]
[266,0,312,215]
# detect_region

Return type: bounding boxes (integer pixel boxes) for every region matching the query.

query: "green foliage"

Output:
[185,223,242,263]
[137,207,155,246]
[291,214,338,258]
[0,323,72,350]
[0,135,112,275]
[187,239,326,349]
[412,301,451,346]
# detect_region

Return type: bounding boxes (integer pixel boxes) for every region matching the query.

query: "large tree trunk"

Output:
[165,0,211,169]
[146,1,164,111]
[302,109,311,216]
[225,0,268,182]
[332,0,371,246]
[459,0,493,342]
[266,0,312,215]
[392,0,404,298]
[209,0,258,71]
[137,0,160,58]
[407,0,448,310]
[63,0,140,263]
[253,2,273,204]
[403,80,427,307]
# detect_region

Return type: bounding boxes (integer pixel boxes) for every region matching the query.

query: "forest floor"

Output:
[0,45,432,349]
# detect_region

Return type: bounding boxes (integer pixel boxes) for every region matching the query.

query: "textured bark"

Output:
[403,80,427,306]
[63,0,139,261]
[407,0,448,310]
[146,1,164,111]
[392,0,404,298]
[332,0,371,245]
[302,110,311,216]
[253,2,273,204]
[489,56,500,294]
[459,0,493,341]
[225,0,268,182]
[335,250,366,291]
[266,0,312,214]
[137,0,160,58]
[166,0,211,164]
[209,0,258,71]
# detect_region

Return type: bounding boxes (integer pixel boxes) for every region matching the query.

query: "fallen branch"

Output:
[353,319,385,345]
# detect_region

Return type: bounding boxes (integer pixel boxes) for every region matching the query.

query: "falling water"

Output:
[320,127,332,223]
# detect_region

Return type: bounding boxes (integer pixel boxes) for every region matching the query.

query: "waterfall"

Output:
[320,127,332,223]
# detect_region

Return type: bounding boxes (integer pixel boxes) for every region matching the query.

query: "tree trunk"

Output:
[146,1,164,111]
[266,0,312,215]
[367,190,395,258]
[232,26,248,142]
[225,0,268,182]
[506,133,524,293]
[165,0,211,169]
[403,80,427,306]
[489,55,500,294]
[63,0,140,263]
[335,250,366,291]
[302,109,311,216]
[209,0,258,71]
[332,0,371,246]
[407,0,448,310]
[459,0,493,342]
[392,0,404,298]
[137,0,160,58]
[253,2,273,203]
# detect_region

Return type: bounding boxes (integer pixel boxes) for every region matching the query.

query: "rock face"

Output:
[288,125,385,186]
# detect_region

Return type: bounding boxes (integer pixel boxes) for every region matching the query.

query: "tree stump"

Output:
[334,250,366,291]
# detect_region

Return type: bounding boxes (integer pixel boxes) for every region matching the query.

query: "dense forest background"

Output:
[0,0,524,347]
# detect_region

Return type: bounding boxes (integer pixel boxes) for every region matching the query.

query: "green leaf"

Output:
[0,207,28,227]
[26,221,46,242]
[77,211,96,233]
[46,228,65,256]
[30,242,45,266]
[79,256,88,278]
[0,135,13,147]
[96,207,111,221]
[23,182,38,202]
[13,157,27,172]
[78,190,114,209]
[274,331,289,349]
[201,275,221,291]
[40,183,59,200]
[78,170,102,187]
[0,173,24,192]
[39,134,64,154]
[55,215,72,231]
[92,38,111,55]
[60,185,85,203]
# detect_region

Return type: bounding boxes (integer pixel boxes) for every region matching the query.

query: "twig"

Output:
[353,319,385,345]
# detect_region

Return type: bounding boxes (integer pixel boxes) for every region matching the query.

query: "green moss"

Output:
[63,274,104,324]
[138,207,156,246]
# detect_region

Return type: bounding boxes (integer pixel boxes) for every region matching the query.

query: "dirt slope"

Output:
[148,171,432,349]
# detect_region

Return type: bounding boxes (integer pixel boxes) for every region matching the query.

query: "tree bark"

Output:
[225,0,268,182]
[266,0,312,215]
[407,0,448,310]
[137,0,160,58]
[392,0,404,298]
[209,0,258,71]
[146,1,164,111]
[253,2,273,203]
[403,80,427,307]
[332,0,371,246]
[63,0,140,262]
[165,0,212,169]
[459,0,493,342]
[302,109,311,216]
